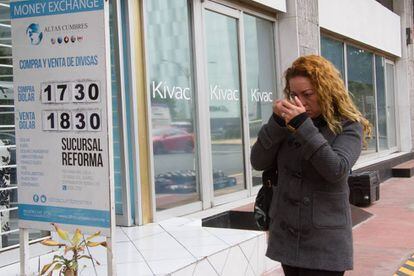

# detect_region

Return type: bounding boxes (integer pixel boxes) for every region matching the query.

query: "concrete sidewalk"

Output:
[349,176,414,276]
[268,176,414,276]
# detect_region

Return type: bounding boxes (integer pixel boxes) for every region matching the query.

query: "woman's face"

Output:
[288,76,321,119]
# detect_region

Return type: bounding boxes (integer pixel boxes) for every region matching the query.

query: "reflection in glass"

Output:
[0,45,11,57]
[347,45,376,153]
[385,63,397,149]
[0,106,13,126]
[0,208,48,249]
[375,56,387,150]
[146,0,199,210]
[244,15,276,186]
[0,128,18,249]
[376,59,397,151]
[205,11,245,196]
[0,25,11,40]
[321,35,345,80]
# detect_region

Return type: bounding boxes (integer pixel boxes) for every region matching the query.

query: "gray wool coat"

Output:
[250,114,363,272]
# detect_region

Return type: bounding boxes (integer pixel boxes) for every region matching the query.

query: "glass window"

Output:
[322,34,399,154]
[244,14,276,186]
[321,35,345,79]
[385,62,397,148]
[347,45,377,153]
[146,0,199,211]
[205,10,245,197]
[375,55,387,150]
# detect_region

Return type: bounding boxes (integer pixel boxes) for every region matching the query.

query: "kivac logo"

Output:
[26,23,43,45]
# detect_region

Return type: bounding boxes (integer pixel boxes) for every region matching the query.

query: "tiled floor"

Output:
[4,176,413,275]
[0,217,280,275]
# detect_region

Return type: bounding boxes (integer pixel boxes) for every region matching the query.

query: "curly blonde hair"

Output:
[283,55,372,146]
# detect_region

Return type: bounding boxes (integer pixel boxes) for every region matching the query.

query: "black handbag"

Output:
[254,166,278,231]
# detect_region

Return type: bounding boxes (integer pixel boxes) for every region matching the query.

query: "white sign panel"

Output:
[11,0,113,235]
[251,0,286,12]
[318,0,401,57]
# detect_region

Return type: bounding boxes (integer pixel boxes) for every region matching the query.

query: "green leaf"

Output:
[86,231,101,241]
[52,223,70,241]
[70,261,79,271]
[53,255,67,262]
[86,241,107,248]
[41,239,66,247]
[40,261,60,275]
[71,229,82,246]
[40,262,53,274]
[52,263,63,271]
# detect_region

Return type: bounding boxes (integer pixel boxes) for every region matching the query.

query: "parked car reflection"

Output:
[155,170,196,194]
[152,127,194,154]
[155,169,236,194]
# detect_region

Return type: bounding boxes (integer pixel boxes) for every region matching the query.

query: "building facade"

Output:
[0,0,413,266]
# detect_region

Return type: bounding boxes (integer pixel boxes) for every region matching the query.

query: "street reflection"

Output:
[155,169,236,194]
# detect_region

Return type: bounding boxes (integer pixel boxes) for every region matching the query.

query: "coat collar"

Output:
[312,115,327,129]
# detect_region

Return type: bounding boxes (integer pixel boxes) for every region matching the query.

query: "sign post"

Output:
[10,0,115,275]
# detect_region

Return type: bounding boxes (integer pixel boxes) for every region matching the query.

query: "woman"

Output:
[251,55,371,276]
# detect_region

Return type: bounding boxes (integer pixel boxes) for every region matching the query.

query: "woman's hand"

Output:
[279,96,306,123]
[272,99,285,117]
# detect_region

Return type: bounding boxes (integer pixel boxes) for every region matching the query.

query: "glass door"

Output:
[203,4,246,200]
[244,14,277,188]
[145,0,201,215]
[375,57,397,152]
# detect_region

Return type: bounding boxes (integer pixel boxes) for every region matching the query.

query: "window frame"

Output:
[143,0,279,220]
[195,0,279,208]
[383,59,398,152]
[110,0,133,227]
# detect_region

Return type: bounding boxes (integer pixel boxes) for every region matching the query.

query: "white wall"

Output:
[319,0,401,57]
[251,0,286,12]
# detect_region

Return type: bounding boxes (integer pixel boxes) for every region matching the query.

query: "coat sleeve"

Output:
[294,117,363,183]
[250,115,289,171]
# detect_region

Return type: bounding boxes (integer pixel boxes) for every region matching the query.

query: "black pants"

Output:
[282,264,345,276]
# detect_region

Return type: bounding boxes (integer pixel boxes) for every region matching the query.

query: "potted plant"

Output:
[40,223,107,276]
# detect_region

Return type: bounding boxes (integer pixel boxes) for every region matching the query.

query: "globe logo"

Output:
[26,23,43,45]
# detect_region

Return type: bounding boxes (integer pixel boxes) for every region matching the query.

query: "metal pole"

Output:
[19,228,29,276]
[105,0,116,275]
[106,236,115,276]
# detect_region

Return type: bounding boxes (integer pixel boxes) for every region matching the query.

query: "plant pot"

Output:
[64,269,76,276]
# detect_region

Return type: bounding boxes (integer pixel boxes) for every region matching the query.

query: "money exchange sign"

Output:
[11,0,113,235]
